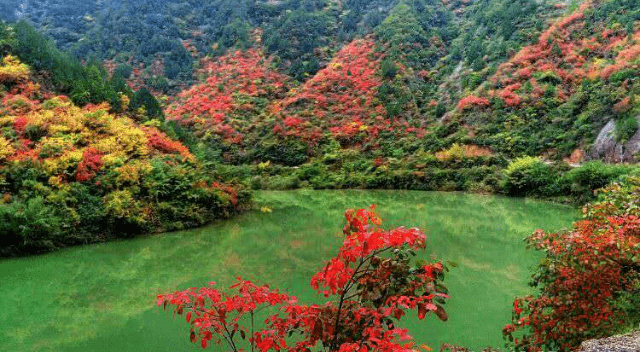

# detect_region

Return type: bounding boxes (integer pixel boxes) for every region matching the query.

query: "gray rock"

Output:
[589,117,640,162]
[579,331,640,352]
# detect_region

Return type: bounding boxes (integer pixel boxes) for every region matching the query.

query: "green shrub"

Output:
[297,163,325,181]
[501,156,556,196]
[381,58,398,80]
[614,115,638,143]
[558,161,632,203]
[0,197,62,254]
[255,139,308,166]
[263,174,300,190]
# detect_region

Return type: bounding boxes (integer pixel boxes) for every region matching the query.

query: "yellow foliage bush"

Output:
[87,113,149,158]
[435,143,465,162]
[114,161,152,186]
[39,136,77,157]
[435,144,493,162]
[104,189,135,218]
[101,154,125,168]
[0,55,30,83]
[0,116,14,127]
[104,190,147,227]
[48,175,63,188]
[41,150,83,175]
[91,136,121,155]
[28,102,85,136]
[0,136,14,161]
[505,155,542,175]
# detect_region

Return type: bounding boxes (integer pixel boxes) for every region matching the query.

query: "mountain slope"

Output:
[452,0,640,159]
[0,56,248,256]
[1,0,638,198]
[0,0,375,91]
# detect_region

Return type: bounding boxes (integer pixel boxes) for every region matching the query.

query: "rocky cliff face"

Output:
[589,117,640,163]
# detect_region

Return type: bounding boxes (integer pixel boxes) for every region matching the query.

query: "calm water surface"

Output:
[0,190,578,351]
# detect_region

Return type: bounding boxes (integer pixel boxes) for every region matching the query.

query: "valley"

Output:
[0,0,638,350]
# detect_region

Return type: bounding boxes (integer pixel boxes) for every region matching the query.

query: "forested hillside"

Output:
[0,0,393,91]
[0,0,639,227]
[0,0,566,93]
[453,0,640,159]
[0,54,248,256]
[2,0,638,198]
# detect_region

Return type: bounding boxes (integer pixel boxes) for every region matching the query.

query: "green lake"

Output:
[0,190,578,352]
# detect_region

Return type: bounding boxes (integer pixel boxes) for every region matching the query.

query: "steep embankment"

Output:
[0,56,249,256]
[453,0,640,160]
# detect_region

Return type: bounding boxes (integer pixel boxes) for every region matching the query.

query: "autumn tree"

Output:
[503,178,640,351]
[158,205,449,351]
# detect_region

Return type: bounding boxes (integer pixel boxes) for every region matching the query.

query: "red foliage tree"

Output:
[166,49,291,145]
[76,147,104,182]
[503,180,640,351]
[158,206,449,351]
[13,115,29,136]
[456,95,490,111]
[273,39,425,147]
[143,127,194,161]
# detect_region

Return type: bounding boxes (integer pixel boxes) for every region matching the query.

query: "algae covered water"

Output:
[0,190,577,352]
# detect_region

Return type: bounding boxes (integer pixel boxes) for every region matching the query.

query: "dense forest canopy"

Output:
[0,0,570,90]
[1,0,639,204]
[0,0,638,239]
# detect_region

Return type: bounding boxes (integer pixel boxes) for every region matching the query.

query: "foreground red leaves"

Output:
[504,179,640,351]
[158,205,449,352]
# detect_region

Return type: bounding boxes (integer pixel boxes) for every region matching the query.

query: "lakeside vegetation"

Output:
[0,53,249,256]
[2,1,639,202]
[505,176,640,350]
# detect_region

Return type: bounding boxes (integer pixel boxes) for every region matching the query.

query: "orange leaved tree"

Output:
[504,179,640,351]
